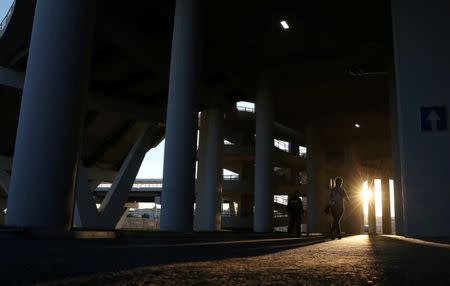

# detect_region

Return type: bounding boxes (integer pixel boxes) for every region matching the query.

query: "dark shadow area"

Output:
[368,235,450,285]
[0,232,327,285]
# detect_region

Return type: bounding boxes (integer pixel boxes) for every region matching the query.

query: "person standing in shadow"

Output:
[287,191,304,237]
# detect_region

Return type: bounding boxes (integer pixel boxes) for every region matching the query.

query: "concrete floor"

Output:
[1,233,449,285]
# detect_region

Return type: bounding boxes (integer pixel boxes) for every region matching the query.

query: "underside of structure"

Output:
[0,0,449,237]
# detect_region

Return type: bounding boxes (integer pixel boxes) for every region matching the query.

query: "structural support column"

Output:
[392,0,450,236]
[306,125,329,233]
[194,109,224,231]
[160,0,201,232]
[254,85,273,232]
[389,82,404,235]
[381,178,392,234]
[6,1,95,229]
[339,146,363,235]
[368,180,377,234]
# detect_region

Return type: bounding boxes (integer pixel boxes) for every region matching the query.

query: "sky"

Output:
[136,139,165,179]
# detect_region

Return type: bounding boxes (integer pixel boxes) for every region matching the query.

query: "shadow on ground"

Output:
[0,232,326,285]
[369,235,450,285]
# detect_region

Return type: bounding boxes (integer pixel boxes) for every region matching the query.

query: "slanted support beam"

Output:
[85,120,135,167]
[75,125,155,229]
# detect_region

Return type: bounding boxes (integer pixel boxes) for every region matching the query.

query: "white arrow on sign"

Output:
[427,110,441,131]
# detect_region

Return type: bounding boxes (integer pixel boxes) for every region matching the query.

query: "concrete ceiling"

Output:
[0,0,395,171]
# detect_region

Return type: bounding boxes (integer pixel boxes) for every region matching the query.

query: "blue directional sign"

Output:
[420,106,447,132]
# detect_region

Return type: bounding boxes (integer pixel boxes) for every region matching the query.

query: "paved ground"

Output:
[1,233,449,285]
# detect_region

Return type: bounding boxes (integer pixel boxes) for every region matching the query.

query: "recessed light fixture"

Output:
[280,20,289,30]
[354,123,360,128]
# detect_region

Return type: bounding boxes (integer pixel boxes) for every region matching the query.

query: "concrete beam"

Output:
[0,155,118,182]
[87,93,166,122]
[273,122,304,143]
[0,75,166,122]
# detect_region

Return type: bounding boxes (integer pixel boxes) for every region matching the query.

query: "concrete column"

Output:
[194,110,224,231]
[392,0,450,236]
[389,82,404,235]
[160,0,201,232]
[306,126,329,233]
[340,146,363,235]
[368,180,377,234]
[254,86,273,232]
[381,178,392,234]
[6,1,95,229]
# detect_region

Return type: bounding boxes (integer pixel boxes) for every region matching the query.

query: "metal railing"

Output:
[97,175,240,192]
[223,174,239,181]
[273,211,288,218]
[0,1,15,31]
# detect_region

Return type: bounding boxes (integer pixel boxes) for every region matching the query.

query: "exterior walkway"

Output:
[1,234,449,285]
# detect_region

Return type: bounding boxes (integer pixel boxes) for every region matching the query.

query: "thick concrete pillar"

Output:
[6,1,95,229]
[381,178,392,234]
[194,110,224,231]
[392,0,450,236]
[306,126,329,233]
[340,146,363,235]
[389,79,404,235]
[254,86,273,232]
[160,0,201,232]
[368,180,377,234]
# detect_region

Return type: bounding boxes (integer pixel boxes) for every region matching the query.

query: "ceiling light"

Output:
[280,20,289,30]
[354,123,360,128]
